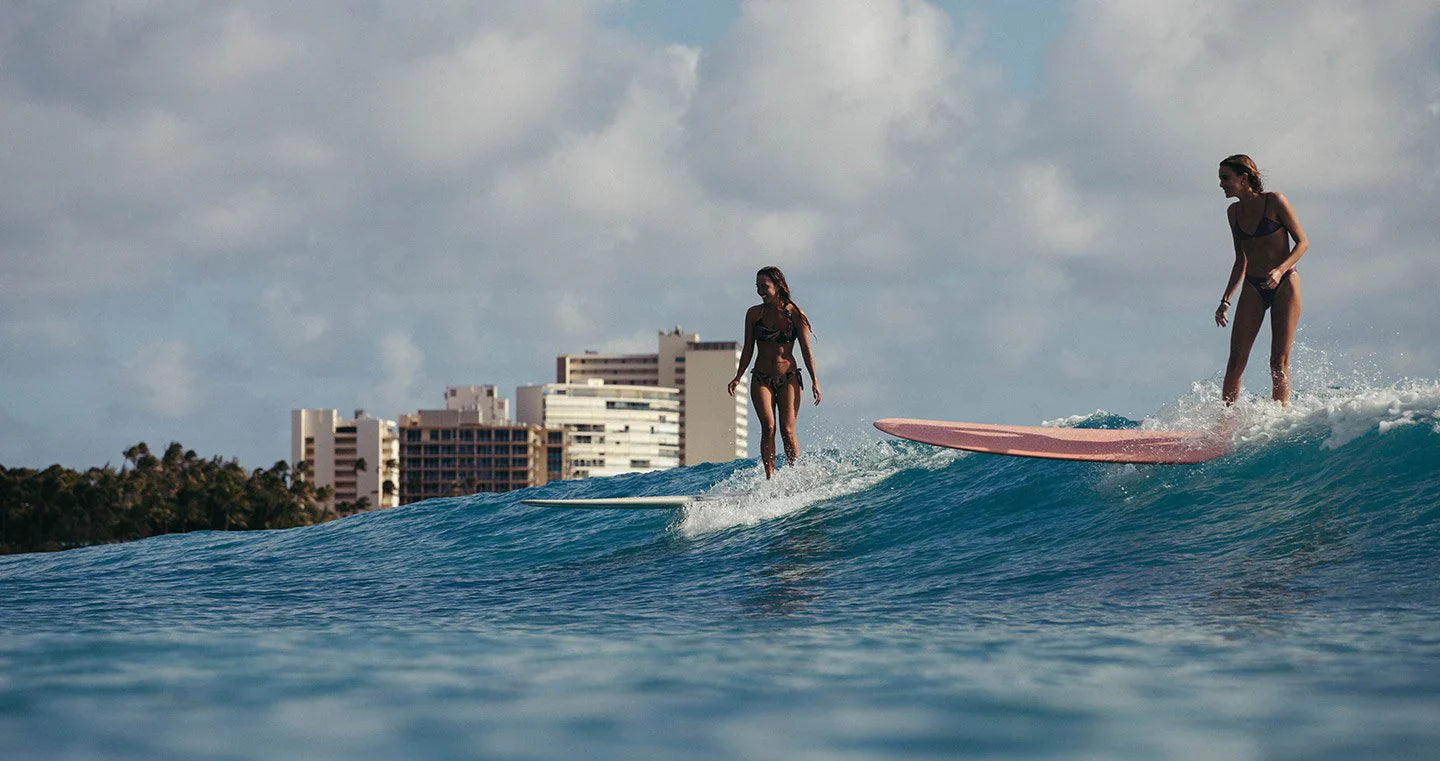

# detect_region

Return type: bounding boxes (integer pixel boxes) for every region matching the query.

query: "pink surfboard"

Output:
[873,418,1231,464]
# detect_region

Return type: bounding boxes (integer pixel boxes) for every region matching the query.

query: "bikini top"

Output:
[1232,194,1286,239]
[754,310,797,344]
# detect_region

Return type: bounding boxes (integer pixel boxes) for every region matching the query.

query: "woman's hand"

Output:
[1215,300,1229,327]
[1264,268,1284,289]
[727,377,741,398]
[812,383,822,406]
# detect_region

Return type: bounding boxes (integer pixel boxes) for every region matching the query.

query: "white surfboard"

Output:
[520,496,696,509]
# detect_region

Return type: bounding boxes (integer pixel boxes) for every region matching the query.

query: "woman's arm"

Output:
[795,307,821,405]
[1267,192,1309,283]
[1216,205,1246,328]
[728,308,756,397]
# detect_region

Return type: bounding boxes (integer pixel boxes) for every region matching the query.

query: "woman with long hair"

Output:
[728,266,821,478]
[1214,154,1310,405]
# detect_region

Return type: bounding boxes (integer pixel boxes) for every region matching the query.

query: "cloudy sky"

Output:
[3,0,1437,470]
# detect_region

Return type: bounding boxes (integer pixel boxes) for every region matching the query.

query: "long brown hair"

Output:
[757,266,813,335]
[1220,154,1265,193]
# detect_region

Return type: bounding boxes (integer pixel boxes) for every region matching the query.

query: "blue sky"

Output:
[2,0,1437,470]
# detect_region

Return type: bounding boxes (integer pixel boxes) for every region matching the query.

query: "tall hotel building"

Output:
[555,328,748,465]
[291,409,401,511]
[398,386,565,504]
[516,380,680,480]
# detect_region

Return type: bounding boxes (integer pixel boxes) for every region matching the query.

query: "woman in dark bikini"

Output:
[728,266,821,478]
[1214,154,1310,405]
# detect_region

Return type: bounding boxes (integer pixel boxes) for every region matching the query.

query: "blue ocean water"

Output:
[3,383,1439,760]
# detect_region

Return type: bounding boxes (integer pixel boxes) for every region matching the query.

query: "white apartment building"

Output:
[444,385,509,423]
[516,380,680,480]
[291,409,400,511]
[557,328,748,465]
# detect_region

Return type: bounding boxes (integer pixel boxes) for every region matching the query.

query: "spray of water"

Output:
[678,441,958,536]
[1145,342,1440,451]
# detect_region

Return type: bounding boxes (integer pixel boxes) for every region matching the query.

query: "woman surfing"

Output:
[728,266,821,478]
[1214,154,1310,405]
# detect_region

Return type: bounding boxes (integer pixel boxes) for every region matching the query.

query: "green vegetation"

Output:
[0,442,368,555]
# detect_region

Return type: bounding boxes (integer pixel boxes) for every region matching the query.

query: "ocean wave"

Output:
[4,379,1437,617]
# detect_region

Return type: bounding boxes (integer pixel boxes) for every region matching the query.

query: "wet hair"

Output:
[1220,154,1265,193]
[756,266,813,334]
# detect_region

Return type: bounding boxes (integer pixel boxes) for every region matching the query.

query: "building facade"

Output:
[516,380,681,480]
[397,409,564,504]
[556,328,747,465]
[291,409,400,512]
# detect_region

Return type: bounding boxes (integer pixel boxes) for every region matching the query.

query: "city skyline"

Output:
[297,327,746,479]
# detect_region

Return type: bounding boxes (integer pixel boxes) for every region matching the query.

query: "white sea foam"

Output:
[1041,410,1114,428]
[678,440,958,536]
[1038,340,1440,458]
[1145,378,1440,452]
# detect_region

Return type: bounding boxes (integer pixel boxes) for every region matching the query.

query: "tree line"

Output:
[1,442,369,555]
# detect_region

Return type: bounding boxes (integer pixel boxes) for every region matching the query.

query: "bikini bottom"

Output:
[751,367,803,393]
[1245,268,1296,309]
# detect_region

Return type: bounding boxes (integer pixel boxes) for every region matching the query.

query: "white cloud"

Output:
[192,187,288,247]
[688,0,964,203]
[747,209,828,262]
[119,339,201,417]
[376,27,579,169]
[267,134,338,170]
[1014,162,1099,255]
[199,7,301,84]
[369,331,425,415]
[554,292,590,336]
[486,45,701,225]
[0,317,88,356]
[259,283,331,352]
[1045,0,1440,190]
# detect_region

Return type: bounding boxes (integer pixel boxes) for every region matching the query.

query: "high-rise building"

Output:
[556,328,747,465]
[291,409,400,512]
[516,380,680,480]
[397,387,563,504]
[397,414,563,504]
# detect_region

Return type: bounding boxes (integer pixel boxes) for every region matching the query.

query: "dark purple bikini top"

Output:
[1232,194,1285,239]
[754,316,796,344]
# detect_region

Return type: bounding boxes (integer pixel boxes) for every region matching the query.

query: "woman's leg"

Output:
[1268,273,1302,404]
[1223,284,1267,404]
[750,379,777,478]
[776,376,803,466]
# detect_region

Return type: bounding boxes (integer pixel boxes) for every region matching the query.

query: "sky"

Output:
[2,0,1437,470]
